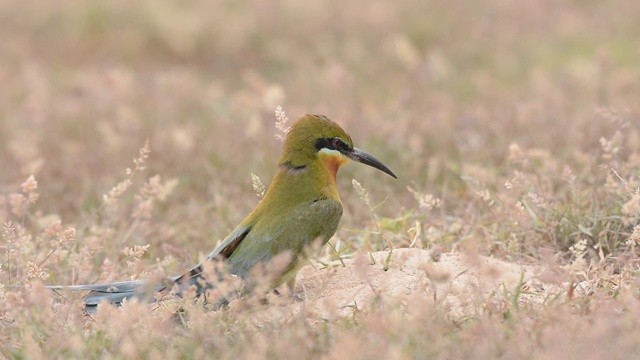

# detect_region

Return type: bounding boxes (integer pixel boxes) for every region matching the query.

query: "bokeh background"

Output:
[1,0,639,357]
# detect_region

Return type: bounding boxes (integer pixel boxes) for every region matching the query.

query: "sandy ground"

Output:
[262,248,562,321]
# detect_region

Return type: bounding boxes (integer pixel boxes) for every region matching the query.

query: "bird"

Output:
[49,114,397,313]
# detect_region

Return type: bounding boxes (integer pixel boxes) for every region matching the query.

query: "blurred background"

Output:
[0,0,639,282]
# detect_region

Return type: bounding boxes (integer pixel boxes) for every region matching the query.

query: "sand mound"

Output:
[282,248,554,320]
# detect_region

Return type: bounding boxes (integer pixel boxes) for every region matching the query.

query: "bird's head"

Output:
[279,114,397,180]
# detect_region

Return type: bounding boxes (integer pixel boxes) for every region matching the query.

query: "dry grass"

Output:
[1,0,640,358]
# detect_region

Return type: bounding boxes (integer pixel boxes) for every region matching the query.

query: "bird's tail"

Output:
[47,262,232,314]
[47,280,166,314]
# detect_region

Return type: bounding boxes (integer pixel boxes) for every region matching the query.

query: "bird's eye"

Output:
[315,137,349,152]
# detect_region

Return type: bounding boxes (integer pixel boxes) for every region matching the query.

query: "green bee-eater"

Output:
[50,114,396,313]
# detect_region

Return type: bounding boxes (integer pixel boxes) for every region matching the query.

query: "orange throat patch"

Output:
[319,150,349,182]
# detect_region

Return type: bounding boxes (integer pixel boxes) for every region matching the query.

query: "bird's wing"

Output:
[225,199,343,278]
[178,198,341,282]
[205,225,252,261]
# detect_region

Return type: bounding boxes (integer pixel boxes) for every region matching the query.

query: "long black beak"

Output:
[347,148,397,179]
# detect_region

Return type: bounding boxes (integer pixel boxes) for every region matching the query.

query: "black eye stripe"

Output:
[314,138,330,151]
[315,137,350,151]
